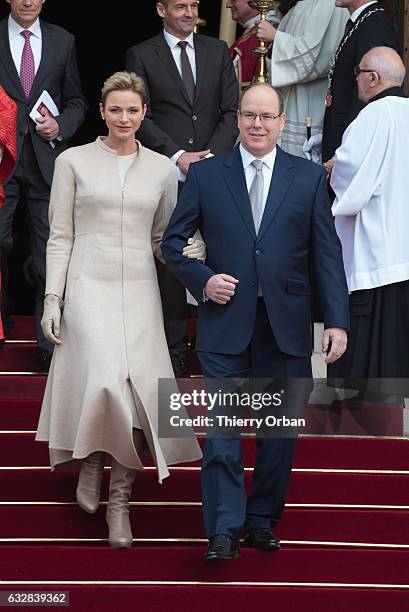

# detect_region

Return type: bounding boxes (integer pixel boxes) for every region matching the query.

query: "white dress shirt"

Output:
[203,145,277,302]
[8,15,42,74]
[239,144,277,215]
[163,29,197,83]
[331,95,409,292]
[350,1,378,22]
[240,144,277,297]
[163,29,197,181]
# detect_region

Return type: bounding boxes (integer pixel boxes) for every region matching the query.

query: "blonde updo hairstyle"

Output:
[100,71,147,108]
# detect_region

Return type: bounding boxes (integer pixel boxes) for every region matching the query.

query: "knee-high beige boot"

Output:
[76,451,106,514]
[106,457,136,549]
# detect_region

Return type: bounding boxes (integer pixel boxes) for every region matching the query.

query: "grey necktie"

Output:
[178,41,195,105]
[249,159,264,234]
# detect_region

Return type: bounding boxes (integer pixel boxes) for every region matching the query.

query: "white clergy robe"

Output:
[332,95,409,293]
[269,0,348,157]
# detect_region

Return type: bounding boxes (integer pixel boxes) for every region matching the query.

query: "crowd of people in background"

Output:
[0,0,408,560]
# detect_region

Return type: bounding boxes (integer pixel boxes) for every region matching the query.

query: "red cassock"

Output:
[0,85,17,339]
[230,27,260,90]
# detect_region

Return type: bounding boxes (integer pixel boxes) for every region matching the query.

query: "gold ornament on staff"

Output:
[248,0,277,83]
[194,18,206,33]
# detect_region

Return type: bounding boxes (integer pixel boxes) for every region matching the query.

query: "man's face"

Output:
[226,0,254,25]
[355,61,378,103]
[238,86,286,158]
[157,0,199,39]
[6,0,45,28]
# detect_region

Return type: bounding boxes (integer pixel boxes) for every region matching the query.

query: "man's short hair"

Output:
[240,83,284,115]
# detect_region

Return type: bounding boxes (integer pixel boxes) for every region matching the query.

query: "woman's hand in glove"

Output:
[41,294,63,345]
[183,237,206,262]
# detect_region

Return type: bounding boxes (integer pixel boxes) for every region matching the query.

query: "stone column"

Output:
[219,2,237,47]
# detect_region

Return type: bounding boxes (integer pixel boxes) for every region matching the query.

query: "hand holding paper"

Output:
[29,90,61,147]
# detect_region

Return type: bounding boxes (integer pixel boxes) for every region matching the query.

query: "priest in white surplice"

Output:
[256,0,348,158]
[329,47,409,395]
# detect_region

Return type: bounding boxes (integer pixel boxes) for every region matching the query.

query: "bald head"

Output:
[356,47,406,103]
[364,47,406,85]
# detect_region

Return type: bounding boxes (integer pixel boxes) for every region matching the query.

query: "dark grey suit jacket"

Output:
[0,18,87,185]
[126,31,239,158]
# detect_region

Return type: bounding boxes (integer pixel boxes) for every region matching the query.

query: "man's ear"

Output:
[156,2,166,19]
[279,112,286,134]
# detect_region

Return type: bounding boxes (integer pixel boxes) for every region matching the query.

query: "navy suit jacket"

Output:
[161,146,349,357]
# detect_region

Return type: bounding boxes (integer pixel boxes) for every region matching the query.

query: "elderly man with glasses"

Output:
[328,47,409,403]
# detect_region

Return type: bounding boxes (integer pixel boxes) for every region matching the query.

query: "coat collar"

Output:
[370,86,408,102]
[96,136,143,158]
[222,145,296,241]
[0,18,24,100]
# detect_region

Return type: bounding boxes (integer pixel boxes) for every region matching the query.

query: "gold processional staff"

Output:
[248,1,313,142]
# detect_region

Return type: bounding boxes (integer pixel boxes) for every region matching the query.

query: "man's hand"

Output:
[256,21,277,44]
[205,274,239,305]
[323,158,334,175]
[41,294,63,345]
[35,116,60,141]
[322,327,347,365]
[183,237,206,262]
[177,150,211,175]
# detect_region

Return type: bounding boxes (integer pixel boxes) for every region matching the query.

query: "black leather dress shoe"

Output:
[205,534,240,561]
[243,528,280,551]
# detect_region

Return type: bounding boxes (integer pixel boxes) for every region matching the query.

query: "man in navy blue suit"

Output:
[162,83,349,561]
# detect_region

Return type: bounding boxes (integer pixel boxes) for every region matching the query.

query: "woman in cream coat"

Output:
[36,72,203,548]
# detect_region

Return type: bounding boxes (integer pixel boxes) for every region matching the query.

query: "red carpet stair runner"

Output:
[0,317,409,610]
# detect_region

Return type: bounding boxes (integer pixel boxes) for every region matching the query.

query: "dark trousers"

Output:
[156,180,189,377]
[156,259,188,377]
[0,137,52,355]
[198,299,312,540]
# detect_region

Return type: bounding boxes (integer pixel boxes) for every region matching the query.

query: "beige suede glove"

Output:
[41,294,63,345]
[183,237,206,262]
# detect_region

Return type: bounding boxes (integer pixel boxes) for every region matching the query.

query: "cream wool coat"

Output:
[36,137,202,482]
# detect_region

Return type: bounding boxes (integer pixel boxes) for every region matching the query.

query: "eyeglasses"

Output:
[239,111,282,124]
[354,65,380,78]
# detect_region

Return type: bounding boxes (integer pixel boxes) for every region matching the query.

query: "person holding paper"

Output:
[0,0,87,369]
[36,71,204,549]
[0,85,17,342]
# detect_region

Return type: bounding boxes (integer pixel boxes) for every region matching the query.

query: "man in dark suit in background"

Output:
[126,0,239,377]
[162,83,349,560]
[322,0,399,163]
[0,0,87,368]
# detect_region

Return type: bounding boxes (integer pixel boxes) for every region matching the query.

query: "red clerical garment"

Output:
[230,27,260,90]
[0,85,17,339]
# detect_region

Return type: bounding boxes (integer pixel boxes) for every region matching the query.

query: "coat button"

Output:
[188,138,194,144]
[251,280,257,286]
[255,250,261,256]
[192,115,197,121]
